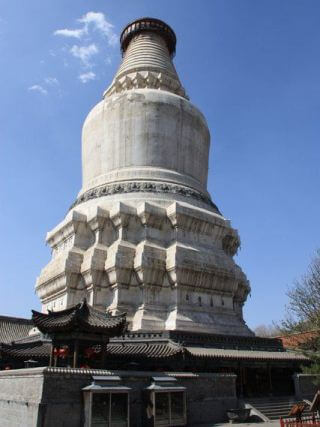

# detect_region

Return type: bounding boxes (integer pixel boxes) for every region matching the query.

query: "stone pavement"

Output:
[199,423,279,427]
[213,422,279,426]
[196,419,280,427]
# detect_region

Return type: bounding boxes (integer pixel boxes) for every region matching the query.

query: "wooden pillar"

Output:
[268,363,273,396]
[239,362,244,397]
[49,343,54,367]
[101,339,107,368]
[73,340,79,368]
[54,343,58,367]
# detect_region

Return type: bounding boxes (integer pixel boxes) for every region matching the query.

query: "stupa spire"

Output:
[104,18,187,99]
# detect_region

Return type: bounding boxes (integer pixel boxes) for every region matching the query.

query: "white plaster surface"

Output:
[36,24,253,336]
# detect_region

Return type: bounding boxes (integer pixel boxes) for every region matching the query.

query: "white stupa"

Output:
[36,18,252,336]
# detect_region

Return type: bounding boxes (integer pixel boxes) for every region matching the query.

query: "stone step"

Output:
[247,401,296,407]
[247,398,297,404]
[250,403,311,409]
[264,410,312,418]
[245,396,312,421]
[249,402,295,408]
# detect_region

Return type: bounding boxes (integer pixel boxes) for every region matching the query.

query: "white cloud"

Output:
[28,85,48,95]
[79,71,96,83]
[54,11,117,46]
[54,28,84,39]
[78,12,117,45]
[70,43,98,67]
[45,77,59,85]
[53,12,116,84]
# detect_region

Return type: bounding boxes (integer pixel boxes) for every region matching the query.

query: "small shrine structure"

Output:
[32,299,127,368]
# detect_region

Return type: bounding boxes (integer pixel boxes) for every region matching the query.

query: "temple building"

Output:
[0,18,312,426]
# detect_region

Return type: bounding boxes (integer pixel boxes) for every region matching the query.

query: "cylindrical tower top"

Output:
[104,16,186,100]
[120,17,176,57]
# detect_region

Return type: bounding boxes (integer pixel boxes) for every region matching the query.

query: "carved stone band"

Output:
[104,71,187,99]
[69,181,220,213]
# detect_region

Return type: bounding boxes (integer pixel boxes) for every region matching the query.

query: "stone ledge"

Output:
[0,367,237,380]
[69,181,218,212]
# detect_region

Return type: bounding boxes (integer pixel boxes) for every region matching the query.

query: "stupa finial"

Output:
[120,17,176,57]
[104,17,186,99]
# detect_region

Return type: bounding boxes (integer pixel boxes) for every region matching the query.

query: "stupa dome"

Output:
[80,17,214,211]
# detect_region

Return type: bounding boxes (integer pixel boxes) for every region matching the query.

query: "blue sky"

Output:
[0,0,319,330]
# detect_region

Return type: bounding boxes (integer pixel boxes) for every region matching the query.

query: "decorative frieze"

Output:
[69,181,218,212]
[104,71,188,99]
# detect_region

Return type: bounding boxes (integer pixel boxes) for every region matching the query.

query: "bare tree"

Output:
[280,250,320,333]
[275,251,320,380]
[254,324,281,337]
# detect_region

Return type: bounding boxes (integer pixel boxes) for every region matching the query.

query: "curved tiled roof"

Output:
[276,330,319,350]
[0,340,51,359]
[186,347,308,361]
[0,339,184,361]
[0,338,308,364]
[106,340,184,359]
[32,300,127,336]
[0,315,33,344]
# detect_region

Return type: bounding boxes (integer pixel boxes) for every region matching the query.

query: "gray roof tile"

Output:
[186,346,308,361]
[0,315,33,344]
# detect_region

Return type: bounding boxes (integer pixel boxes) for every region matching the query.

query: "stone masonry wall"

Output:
[0,369,44,427]
[0,367,237,427]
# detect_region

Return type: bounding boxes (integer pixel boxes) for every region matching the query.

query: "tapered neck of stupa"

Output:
[104,18,187,99]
